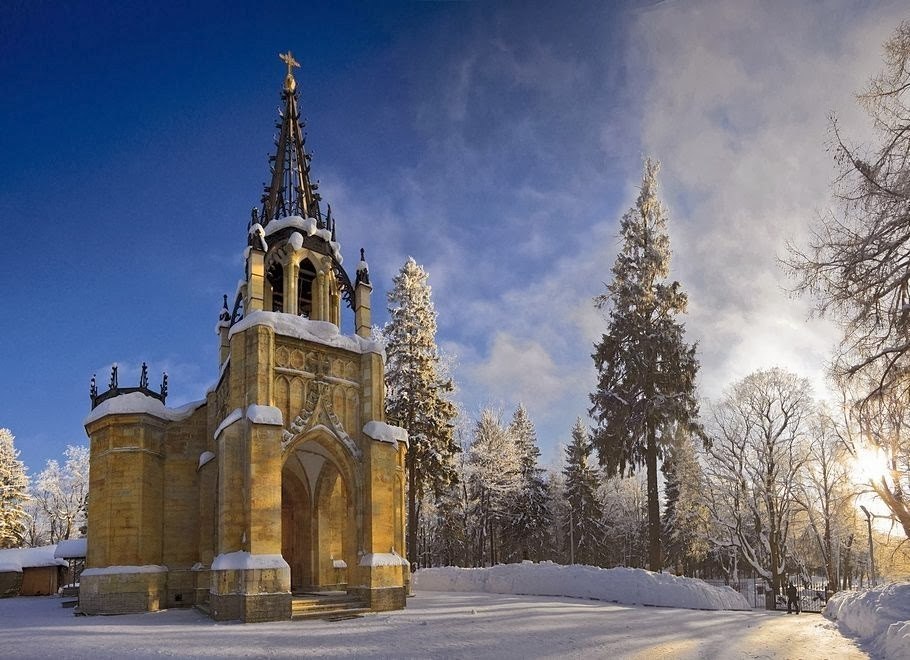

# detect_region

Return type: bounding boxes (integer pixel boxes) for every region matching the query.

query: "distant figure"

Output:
[786,582,800,614]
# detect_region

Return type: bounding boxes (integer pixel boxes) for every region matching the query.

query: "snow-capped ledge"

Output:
[84,393,205,426]
[363,421,409,449]
[198,451,216,470]
[359,552,410,568]
[213,406,284,441]
[246,404,283,426]
[211,551,289,572]
[229,311,383,357]
[81,565,167,577]
[263,215,343,264]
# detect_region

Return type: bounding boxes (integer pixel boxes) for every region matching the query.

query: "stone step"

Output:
[291,606,370,621]
[292,599,364,613]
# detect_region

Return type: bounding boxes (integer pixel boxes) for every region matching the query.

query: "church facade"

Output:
[79,55,409,623]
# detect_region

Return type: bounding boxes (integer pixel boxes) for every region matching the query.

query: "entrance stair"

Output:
[291,591,369,621]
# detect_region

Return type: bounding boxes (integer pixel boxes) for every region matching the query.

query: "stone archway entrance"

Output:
[281,437,357,593]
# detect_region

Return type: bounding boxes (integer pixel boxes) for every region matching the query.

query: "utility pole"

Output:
[860,505,875,586]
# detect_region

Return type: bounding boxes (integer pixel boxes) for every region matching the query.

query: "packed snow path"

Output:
[0,592,868,659]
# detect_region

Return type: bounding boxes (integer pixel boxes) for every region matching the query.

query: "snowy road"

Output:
[0,591,870,659]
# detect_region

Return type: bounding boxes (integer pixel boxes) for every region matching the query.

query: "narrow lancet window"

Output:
[268,262,284,312]
[298,259,316,318]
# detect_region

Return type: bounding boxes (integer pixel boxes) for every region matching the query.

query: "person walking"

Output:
[786,582,800,614]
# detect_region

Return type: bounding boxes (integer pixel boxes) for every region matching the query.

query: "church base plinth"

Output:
[209,591,292,622]
[79,570,167,615]
[350,586,406,611]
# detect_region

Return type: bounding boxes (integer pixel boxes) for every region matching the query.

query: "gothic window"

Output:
[267,262,284,312]
[298,259,316,318]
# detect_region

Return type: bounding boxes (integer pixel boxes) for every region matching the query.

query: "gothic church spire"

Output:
[260,51,323,225]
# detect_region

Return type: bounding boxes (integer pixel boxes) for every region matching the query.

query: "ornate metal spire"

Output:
[261,51,322,225]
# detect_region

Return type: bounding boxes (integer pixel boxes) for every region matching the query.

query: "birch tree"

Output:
[789,21,910,401]
[590,158,702,571]
[704,369,812,594]
[33,445,89,543]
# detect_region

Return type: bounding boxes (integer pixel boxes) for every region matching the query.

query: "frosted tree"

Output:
[790,22,910,404]
[501,404,552,561]
[590,158,702,571]
[466,408,522,566]
[0,428,29,549]
[661,424,710,575]
[563,419,604,566]
[793,407,856,589]
[33,445,89,542]
[600,473,647,568]
[384,257,459,564]
[704,369,812,595]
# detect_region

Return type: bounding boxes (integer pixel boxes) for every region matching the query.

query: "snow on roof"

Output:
[229,310,383,357]
[84,392,205,427]
[363,421,409,449]
[415,562,751,612]
[0,545,67,572]
[54,538,87,559]
[825,581,910,657]
[263,215,343,264]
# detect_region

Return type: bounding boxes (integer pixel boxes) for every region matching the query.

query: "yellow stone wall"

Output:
[85,305,407,619]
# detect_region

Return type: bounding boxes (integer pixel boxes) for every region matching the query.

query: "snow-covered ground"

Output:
[0,591,868,659]
[415,562,750,611]
[824,582,910,658]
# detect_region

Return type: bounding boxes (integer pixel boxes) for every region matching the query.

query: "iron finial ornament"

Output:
[279,51,300,92]
[140,362,149,389]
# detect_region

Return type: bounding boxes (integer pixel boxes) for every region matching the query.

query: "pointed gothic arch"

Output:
[297,258,316,318]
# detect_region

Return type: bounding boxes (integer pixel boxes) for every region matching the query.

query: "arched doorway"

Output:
[281,435,357,593]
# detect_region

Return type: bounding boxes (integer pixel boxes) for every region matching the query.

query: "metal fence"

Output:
[702,572,839,613]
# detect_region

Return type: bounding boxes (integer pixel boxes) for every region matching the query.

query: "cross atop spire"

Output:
[279,51,300,92]
[260,54,323,225]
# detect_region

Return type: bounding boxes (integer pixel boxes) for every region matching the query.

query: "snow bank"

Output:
[211,551,289,571]
[84,393,205,426]
[363,421,409,449]
[54,538,86,559]
[0,545,67,572]
[824,582,910,657]
[230,310,383,356]
[415,562,751,611]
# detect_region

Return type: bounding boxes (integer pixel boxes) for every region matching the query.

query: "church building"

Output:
[79,54,409,623]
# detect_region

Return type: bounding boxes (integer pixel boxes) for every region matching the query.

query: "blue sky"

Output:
[1,1,905,474]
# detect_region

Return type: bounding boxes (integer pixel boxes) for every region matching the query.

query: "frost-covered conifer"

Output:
[385,258,459,564]
[0,428,29,549]
[467,408,522,566]
[661,425,709,575]
[590,159,701,571]
[502,404,552,561]
[33,444,89,542]
[563,419,604,566]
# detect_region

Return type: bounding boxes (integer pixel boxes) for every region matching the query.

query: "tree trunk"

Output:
[646,421,662,571]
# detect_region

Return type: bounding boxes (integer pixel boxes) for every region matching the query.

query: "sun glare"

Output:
[851,444,890,485]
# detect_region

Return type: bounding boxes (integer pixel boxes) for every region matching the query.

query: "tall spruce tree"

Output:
[385,257,459,565]
[0,428,29,549]
[502,404,552,560]
[661,425,709,575]
[590,159,701,571]
[563,419,604,566]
